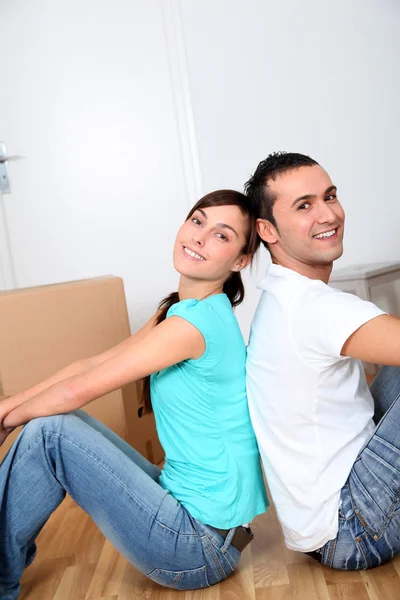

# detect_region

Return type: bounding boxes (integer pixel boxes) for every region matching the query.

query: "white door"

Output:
[0,0,202,331]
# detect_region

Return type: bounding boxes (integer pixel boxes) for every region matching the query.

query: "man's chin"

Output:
[320,241,344,262]
[309,247,343,267]
[332,244,344,262]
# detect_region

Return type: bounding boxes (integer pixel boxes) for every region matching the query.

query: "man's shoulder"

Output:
[258,264,334,304]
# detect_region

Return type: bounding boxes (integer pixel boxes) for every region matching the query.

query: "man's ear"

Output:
[231,253,252,273]
[257,218,279,245]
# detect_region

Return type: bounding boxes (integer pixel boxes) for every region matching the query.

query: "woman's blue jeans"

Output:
[319,366,400,569]
[0,410,241,598]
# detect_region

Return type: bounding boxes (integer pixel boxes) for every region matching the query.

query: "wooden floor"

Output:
[19,492,400,600]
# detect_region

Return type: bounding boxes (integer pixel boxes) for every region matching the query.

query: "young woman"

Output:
[0,190,268,597]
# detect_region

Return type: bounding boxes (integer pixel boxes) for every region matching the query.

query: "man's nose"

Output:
[316,201,336,223]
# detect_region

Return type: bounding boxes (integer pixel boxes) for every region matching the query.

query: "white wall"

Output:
[0,0,196,332]
[180,0,400,337]
[1,0,399,337]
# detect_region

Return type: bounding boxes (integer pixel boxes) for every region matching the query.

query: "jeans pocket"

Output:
[350,447,400,540]
[147,565,210,590]
[202,529,241,580]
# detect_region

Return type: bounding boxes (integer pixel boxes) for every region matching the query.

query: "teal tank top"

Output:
[150,294,268,528]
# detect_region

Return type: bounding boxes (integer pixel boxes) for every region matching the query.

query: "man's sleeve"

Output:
[289,284,386,367]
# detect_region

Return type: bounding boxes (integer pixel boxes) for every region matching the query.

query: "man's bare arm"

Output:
[341,314,400,366]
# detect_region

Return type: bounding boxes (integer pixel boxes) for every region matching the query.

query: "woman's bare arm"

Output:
[0,313,159,426]
[2,316,204,429]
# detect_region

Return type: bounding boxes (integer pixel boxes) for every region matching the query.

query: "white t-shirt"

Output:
[246,264,385,552]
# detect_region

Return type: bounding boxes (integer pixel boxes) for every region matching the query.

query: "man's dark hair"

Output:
[244,151,319,249]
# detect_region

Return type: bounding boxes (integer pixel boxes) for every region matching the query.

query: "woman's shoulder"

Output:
[167,294,235,341]
[167,293,230,318]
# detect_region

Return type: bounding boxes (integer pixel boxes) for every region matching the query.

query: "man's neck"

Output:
[272,256,333,284]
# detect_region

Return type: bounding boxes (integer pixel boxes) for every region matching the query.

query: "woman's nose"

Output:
[192,231,206,246]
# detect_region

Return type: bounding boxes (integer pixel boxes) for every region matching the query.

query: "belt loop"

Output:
[221,527,236,553]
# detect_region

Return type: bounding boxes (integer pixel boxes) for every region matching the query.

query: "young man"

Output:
[244,152,400,570]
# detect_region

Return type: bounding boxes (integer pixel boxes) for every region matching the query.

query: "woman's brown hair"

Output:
[140,189,259,415]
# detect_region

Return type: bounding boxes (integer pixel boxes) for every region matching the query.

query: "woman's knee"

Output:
[23,412,79,437]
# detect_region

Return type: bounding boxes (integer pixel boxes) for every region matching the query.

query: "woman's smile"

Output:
[182,245,206,261]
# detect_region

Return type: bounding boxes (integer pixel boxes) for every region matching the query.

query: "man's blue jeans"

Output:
[0,410,241,598]
[319,366,400,569]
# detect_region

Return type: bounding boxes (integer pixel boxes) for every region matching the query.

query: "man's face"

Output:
[259,165,345,275]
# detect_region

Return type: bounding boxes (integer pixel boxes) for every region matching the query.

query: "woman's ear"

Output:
[257,219,279,245]
[231,253,252,273]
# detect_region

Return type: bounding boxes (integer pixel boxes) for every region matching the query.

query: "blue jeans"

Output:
[0,410,241,598]
[319,366,400,569]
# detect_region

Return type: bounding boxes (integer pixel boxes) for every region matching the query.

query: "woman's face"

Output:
[173,204,251,283]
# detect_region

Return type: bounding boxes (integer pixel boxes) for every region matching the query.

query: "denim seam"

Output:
[156,522,201,538]
[323,538,337,567]
[374,390,400,426]
[363,447,400,477]
[202,535,227,580]
[350,470,386,521]
[15,432,154,520]
[354,455,396,501]
[350,473,400,538]
[11,433,48,471]
[14,431,195,536]
[355,534,372,569]
[372,493,400,538]
[220,528,235,554]
[148,565,207,578]
[224,549,237,571]
[374,434,400,453]
[147,565,210,589]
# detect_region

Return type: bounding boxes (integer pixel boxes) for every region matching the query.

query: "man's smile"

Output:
[312,227,338,240]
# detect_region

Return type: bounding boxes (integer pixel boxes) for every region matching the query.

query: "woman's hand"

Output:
[0,400,14,446]
[0,424,15,447]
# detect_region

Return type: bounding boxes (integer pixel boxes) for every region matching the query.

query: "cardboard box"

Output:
[0,276,163,464]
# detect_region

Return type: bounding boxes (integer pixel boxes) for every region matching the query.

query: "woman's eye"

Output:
[216,232,228,241]
[192,217,201,225]
[298,202,310,210]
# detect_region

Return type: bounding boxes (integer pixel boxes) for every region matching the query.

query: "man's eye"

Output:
[298,202,310,210]
[325,194,337,201]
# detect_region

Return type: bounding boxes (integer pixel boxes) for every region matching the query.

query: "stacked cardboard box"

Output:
[0,276,163,464]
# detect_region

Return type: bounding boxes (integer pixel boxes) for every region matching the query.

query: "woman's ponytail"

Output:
[223,271,245,307]
[140,291,179,414]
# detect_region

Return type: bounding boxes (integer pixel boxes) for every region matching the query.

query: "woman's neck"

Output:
[178,277,224,301]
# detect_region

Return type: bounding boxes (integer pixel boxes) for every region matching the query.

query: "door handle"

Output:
[0,142,23,194]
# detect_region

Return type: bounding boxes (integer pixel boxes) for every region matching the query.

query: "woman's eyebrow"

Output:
[217,223,238,237]
[196,209,238,236]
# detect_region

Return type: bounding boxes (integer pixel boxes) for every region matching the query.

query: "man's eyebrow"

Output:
[291,185,337,208]
[195,209,238,237]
